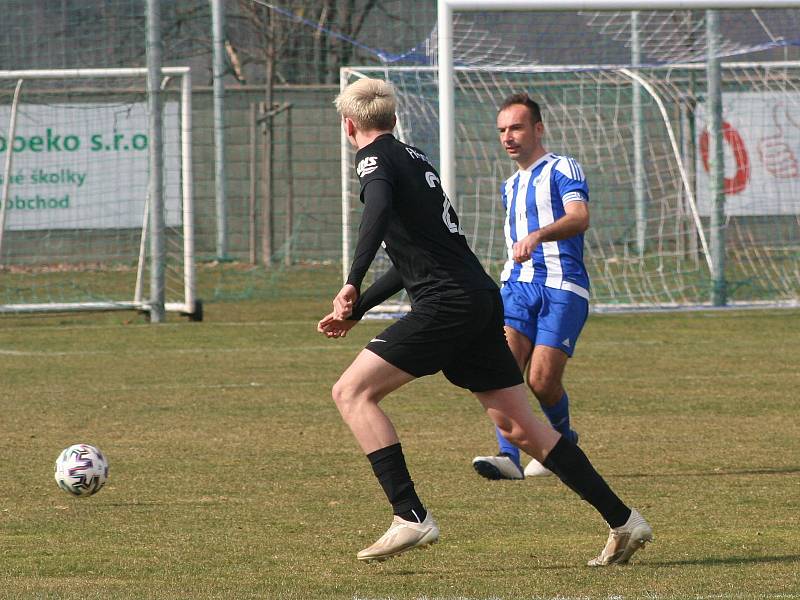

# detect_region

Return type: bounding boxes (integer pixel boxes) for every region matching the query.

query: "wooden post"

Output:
[249,102,257,264]
[262,8,275,266]
[284,105,294,266]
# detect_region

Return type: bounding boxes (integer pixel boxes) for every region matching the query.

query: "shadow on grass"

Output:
[614,466,800,478]
[472,554,800,572]
[653,553,800,567]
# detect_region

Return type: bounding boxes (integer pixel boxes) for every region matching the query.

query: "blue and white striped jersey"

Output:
[500,153,590,299]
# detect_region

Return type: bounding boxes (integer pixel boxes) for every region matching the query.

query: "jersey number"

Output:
[425,171,464,235]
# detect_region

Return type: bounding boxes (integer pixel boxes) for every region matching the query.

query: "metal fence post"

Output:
[146,0,165,322]
[211,0,228,260]
[706,9,727,306]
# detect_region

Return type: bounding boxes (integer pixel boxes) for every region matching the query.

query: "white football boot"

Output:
[357,513,439,562]
[587,508,653,566]
[471,454,524,480]
[523,458,554,477]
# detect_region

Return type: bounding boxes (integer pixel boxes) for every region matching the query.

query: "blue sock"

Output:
[541,392,577,443]
[494,426,521,466]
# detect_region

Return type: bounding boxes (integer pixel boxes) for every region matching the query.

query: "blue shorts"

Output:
[500,281,589,357]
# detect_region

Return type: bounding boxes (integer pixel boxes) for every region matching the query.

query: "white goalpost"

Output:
[0,67,197,319]
[341,2,800,313]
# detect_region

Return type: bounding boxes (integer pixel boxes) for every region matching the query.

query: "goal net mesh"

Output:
[0,72,190,313]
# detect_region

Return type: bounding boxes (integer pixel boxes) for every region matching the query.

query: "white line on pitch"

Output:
[0,345,355,357]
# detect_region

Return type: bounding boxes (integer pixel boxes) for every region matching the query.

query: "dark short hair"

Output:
[499,93,542,125]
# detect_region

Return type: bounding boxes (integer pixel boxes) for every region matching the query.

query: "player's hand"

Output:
[512,233,540,263]
[332,284,358,320]
[317,312,358,338]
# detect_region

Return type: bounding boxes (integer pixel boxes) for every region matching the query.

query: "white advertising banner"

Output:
[0,102,181,230]
[695,92,800,216]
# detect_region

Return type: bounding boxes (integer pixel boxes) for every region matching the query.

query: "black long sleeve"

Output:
[350,266,404,321]
[345,179,393,292]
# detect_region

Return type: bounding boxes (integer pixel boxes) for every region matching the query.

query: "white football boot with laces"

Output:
[471,454,524,480]
[587,508,653,566]
[357,513,439,562]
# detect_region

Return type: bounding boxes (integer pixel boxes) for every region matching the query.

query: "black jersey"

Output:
[353,134,497,305]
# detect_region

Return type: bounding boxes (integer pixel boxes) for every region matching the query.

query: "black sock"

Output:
[543,436,631,528]
[367,443,427,523]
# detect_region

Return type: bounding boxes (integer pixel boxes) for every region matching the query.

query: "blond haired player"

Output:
[318,77,653,566]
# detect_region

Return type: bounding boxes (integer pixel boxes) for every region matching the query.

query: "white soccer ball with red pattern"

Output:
[54,444,109,497]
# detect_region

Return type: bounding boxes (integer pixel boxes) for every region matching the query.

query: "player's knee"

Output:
[331,378,353,414]
[529,377,562,404]
[331,377,369,419]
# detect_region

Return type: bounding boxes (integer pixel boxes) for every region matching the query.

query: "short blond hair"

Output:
[334,78,396,132]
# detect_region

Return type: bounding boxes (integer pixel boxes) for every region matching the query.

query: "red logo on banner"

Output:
[699,121,750,195]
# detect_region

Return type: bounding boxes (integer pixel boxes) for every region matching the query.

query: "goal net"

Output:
[0,68,197,318]
[341,15,800,311]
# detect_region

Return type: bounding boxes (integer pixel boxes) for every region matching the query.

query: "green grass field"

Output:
[1,296,799,599]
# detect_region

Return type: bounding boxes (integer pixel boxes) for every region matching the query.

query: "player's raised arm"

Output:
[349,266,403,320]
[335,179,394,318]
[510,150,590,263]
[348,181,393,284]
[512,199,589,263]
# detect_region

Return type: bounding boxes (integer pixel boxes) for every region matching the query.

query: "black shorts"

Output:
[365,289,523,392]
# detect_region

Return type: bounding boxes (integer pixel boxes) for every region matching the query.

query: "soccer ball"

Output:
[54,444,109,497]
